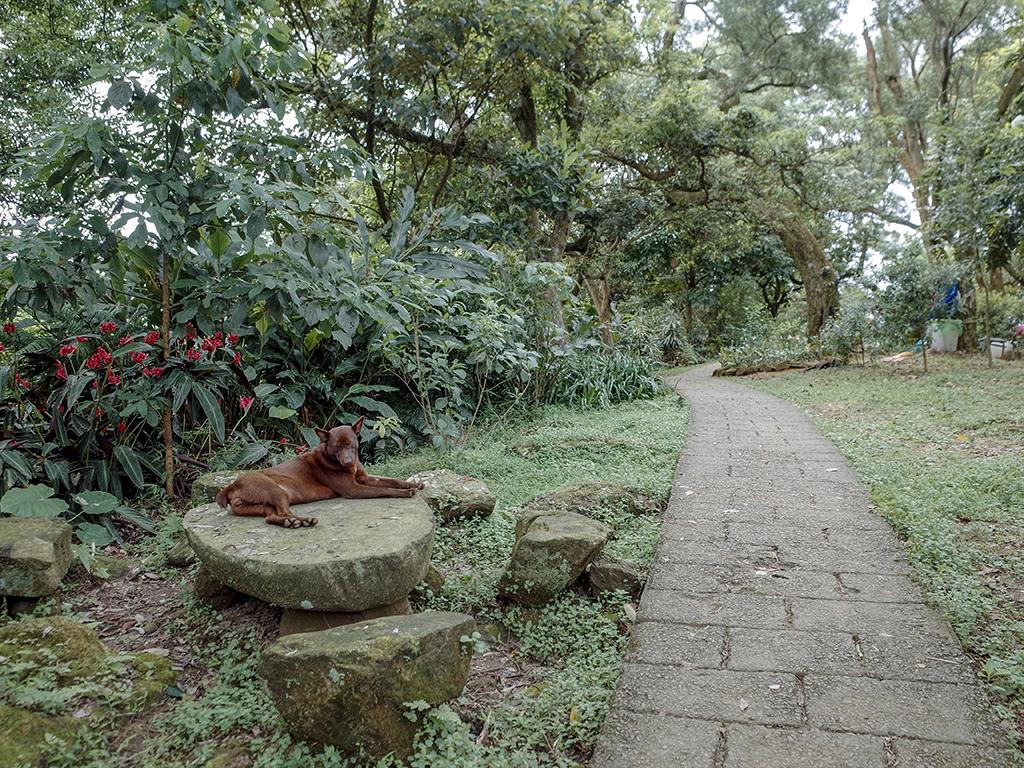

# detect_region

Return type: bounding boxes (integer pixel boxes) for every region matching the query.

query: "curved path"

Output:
[591,365,1016,768]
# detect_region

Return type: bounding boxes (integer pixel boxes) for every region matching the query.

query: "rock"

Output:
[497,509,613,605]
[588,558,643,598]
[191,471,244,505]
[127,651,180,710]
[193,566,239,611]
[0,705,79,767]
[0,517,73,597]
[183,496,434,612]
[88,555,141,581]
[279,597,413,636]
[407,469,496,522]
[165,540,197,567]
[258,611,476,760]
[0,615,109,683]
[410,563,446,605]
[521,481,649,517]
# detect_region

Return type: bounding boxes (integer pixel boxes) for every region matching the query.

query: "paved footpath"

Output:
[591,365,1017,768]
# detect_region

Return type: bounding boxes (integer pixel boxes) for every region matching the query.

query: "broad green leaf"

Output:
[74,491,119,516]
[268,406,297,419]
[0,449,33,480]
[108,80,133,109]
[231,442,269,468]
[115,505,157,532]
[114,445,146,489]
[0,485,69,517]
[192,384,226,442]
[76,522,115,546]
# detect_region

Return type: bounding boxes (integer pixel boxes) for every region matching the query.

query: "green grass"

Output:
[2,391,689,768]
[741,355,1024,737]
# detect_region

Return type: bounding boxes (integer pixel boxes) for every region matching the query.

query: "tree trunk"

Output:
[583,275,615,349]
[161,248,175,498]
[769,214,840,338]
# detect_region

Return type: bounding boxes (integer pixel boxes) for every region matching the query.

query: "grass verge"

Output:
[741,355,1024,742]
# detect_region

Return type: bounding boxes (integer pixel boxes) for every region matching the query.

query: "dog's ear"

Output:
[314,427,330,443]
[351,416,364,436]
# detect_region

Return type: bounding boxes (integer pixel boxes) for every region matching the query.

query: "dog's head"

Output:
[313,417,364,468]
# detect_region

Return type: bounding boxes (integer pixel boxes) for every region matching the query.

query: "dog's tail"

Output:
[216,487,231,509]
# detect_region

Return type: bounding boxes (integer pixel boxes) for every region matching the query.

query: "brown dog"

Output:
[215,417,423,528]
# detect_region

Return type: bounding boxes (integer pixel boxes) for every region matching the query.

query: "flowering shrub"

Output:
[0,318,245,501]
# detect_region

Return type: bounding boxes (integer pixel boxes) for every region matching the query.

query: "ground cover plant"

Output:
[741,355,1024,743]
[0,390,688,767]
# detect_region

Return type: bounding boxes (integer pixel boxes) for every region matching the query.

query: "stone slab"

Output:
[279,597,413,636]
[615,663,802,727]
[803,675,1009,746]
[183,497,434,612]
[724,724,888,768]
[0,517,73,597]
[590,710,722,768]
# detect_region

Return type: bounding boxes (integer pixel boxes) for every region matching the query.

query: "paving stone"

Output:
[789,597,952,635]
[857,632,978,684]
[626,621,725,668]
[724,724,888,768]
[590,710,722,768]
[615,663,802,727]
[888,738,1018,767]
[726,628,863,676]
[803,675,1009,746]
[637,590,791,629]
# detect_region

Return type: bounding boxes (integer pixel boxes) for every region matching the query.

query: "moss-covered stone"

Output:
[183,497,434,612]
[407,469,496,521]
[258,611,475,760]
[497,510,613,605]
[191,471,244,505]
[0,615,109,683]
[519,481,648,517]
[126,651,179,710]
[0,517,73,597]
[0,706,79,767]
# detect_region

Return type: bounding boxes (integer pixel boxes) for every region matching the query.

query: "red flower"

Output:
[228,334,239,344]
[14,374,30,388]
[187,348,202,361]
[239,396,254,410]
[108,371,121,386]
[201,337,220,352]
[143,366,164,378]
[131,351,147,364]
[76,336,88,342]
[232,352,241,365]
[119,335,133,346]
[0,344,5,352]
[2,323,15,333]
[144,331,160,344]
[55,361,67,380]
[100,321,117,333]
[118,421,126,433]
[95,407,104,417]
[85,348,113,369]
[59,344,77,356]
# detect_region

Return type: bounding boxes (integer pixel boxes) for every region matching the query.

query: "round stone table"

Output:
[183,496,434,613]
